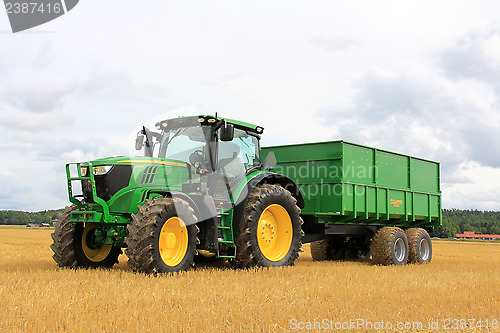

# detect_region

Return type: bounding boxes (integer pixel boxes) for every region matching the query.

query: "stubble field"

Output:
[0,228,498,332]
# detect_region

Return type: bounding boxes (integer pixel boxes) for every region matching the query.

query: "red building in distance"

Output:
[456,231,500,240]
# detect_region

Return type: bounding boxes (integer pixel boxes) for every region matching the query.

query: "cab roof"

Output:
[155,115,264,134]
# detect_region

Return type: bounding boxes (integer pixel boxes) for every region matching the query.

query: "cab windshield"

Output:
[158,125,211,164]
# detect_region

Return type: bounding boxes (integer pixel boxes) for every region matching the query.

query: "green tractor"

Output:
[51,115,304,273]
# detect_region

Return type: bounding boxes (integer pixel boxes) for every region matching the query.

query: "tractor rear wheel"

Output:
[125,197,199,274]
[231,184,303,268]
[405,228,432,263]
[310,236,347,261]
[370,227,408,266]
[51,205,122,268]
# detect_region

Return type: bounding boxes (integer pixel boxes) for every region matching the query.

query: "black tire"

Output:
[50,205,122,268]
[231,184,303,268]
[405,228,432,263]
[125,197,199,274]
[310,237,347,261]
[370,227,408,266]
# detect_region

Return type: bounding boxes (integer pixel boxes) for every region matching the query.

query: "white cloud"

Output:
[318,61,499,170]
[443,162,500,210]
[440,22,500,89]
[0,1,499,211]
[310,37,361,52]
[0,109,74,132]
[2,71,78,112]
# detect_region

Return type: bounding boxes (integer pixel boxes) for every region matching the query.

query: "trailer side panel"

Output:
[262,141,441,228]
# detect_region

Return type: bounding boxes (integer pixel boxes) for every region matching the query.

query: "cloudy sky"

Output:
[0,1,499,211]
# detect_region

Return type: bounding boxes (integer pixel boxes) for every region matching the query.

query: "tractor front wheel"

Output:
[125,197,199,274]
[51,205,122,268]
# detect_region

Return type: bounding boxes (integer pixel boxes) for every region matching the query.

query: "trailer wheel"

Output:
[310,237,346,261]
[50,205,122,268]
[125,197,199,274]
[231,184,303,268]
[405,228,432,263]
[370,227,408,266]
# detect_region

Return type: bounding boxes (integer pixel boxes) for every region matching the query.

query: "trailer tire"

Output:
[125,197,199,274]
[370,227,408,266]
[231,184,303,268]
[405,228,432,263]
[51,205,122,268]
[310,237,346,261]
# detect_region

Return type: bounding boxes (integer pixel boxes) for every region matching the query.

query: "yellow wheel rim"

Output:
[159,217,188,267]
[81,224,112,263]
[257,204,293,262]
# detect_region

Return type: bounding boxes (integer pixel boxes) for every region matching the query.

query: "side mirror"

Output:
[135,134,145,150]
[262,152,277,171]
[220,123,234,142]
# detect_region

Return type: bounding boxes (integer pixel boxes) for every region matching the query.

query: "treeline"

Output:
[433,209,500,238]
[0,209,63,225]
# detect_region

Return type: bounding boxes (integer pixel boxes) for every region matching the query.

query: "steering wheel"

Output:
[189,150,208,173]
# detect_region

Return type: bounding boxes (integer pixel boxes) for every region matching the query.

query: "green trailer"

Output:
[262,141,441,265]
[51,115,441,273]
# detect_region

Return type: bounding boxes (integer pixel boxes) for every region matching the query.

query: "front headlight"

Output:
[93,165,113,176]
[80,166,89,176]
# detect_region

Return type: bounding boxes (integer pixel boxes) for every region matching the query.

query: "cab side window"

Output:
[217,128,260,177]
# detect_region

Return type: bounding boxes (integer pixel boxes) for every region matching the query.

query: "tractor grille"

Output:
[82,165,133,203]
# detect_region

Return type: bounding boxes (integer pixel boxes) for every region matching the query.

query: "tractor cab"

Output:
[135,115,263,202]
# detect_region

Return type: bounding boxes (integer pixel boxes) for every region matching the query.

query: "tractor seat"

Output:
[219,152,244,179]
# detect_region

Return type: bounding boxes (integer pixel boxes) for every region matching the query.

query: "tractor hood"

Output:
[79,156,190,204]
[84,156,188,168]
